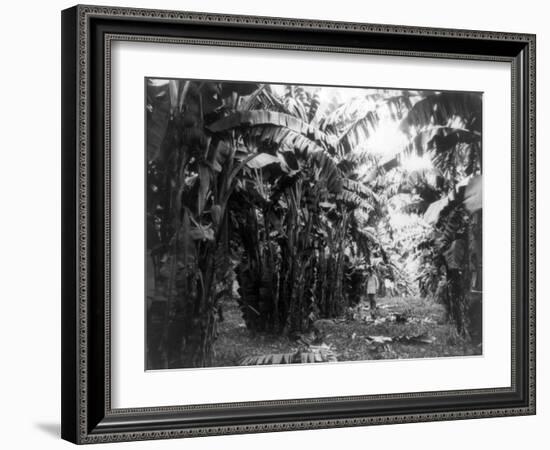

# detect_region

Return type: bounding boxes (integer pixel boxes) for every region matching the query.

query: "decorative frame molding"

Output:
[61,4,536,444]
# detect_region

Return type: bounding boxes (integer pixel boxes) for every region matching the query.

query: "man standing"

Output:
[366,268,380,317]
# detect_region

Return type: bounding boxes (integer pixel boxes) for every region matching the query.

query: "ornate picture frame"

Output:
[61,4,535,444]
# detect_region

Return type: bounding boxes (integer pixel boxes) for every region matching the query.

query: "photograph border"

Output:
[61,4,535,444]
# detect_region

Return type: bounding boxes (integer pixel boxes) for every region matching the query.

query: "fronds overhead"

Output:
[342,178,379,205]
[320,92,416,156]
[400,92,482,133]
[401,126,481,158]
[336,190,374,212]
[369,92,483,183]
[208,111,344,194]
[208,110,337,149]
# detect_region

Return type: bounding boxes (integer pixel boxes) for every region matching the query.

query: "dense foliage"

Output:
[146,80,482,368]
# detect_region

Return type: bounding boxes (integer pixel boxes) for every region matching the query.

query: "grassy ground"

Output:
[211,296,482,367]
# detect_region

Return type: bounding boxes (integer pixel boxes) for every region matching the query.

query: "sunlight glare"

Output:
[364,116,407,157]
[400,153,433,172]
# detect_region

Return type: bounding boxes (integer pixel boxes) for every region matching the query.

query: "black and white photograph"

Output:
[145,79,483,370]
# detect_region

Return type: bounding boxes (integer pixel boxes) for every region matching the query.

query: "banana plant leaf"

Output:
[444,239,466,269]
[400,92,482,133]
[208,110,337,149]
[464,175,482,213]
[424,197,450,225]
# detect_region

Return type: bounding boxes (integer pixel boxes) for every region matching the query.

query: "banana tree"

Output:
[384,91,483,337]
[211,109,342,333]
[146,79,269,368]
[209,85,402,332]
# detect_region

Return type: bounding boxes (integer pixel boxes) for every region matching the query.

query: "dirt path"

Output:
[211,296,481,368]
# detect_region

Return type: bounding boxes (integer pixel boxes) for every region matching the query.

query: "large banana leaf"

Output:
[464,175,482,212]
[243,126,342,193]
[336,190,374,212]
[372,125,481,182]
[244,125,325,157]
[342,179,379,204]
[322,93,414,155]
[335,110,379,155]
[240,348,337,365]
[400,92,482,133]
[337,151,377,175]
[243,152,282,169]
[401,125,480,158]
[209,111,343,193]
[220,82,260,97]
[208,110,337,149]
[308,90,321,123]
[424,197,450,225]
[444,239,466,269]
[146,79,171,162]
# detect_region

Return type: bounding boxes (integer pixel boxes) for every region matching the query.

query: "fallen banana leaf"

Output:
[365,334,436,345]
[365,335,393,344]
[394,334,437,344]
[240,344,337,365]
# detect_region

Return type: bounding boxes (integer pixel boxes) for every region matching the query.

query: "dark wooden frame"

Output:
[61,4,536,444]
